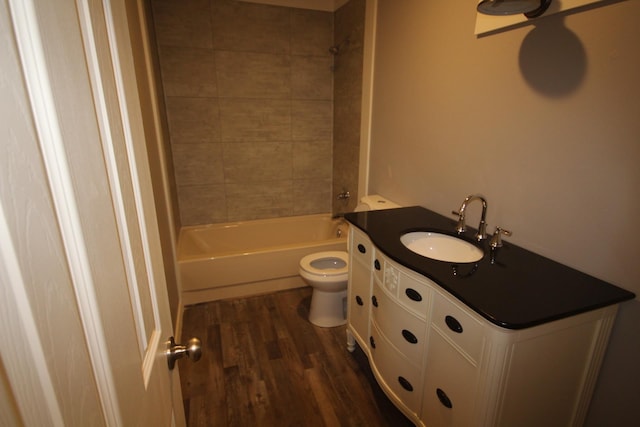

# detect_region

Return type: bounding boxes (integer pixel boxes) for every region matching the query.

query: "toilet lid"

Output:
[300,251,349,276]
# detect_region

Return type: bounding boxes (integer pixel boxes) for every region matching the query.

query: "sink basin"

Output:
[400,232,483,263]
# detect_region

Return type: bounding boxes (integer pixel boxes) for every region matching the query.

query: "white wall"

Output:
[367,1,639,425]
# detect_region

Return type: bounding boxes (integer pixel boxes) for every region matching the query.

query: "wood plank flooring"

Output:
[179,286,416,427]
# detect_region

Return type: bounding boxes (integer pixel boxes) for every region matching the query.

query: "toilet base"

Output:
[308,288,348,328]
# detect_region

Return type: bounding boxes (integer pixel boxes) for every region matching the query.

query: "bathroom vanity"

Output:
[344,206,634,427]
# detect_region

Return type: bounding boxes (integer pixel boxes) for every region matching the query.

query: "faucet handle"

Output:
[490,227,512,248]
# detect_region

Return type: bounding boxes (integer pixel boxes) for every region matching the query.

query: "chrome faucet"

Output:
[452,194,488,241]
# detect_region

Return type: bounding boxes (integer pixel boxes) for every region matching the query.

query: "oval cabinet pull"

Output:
[436,388,453,409]
[405,288,423,302]
[374,259,381,270]
[445,315,463,333]
[358,244,366,254]
[398,376,414,392]
[369,336,376,349]
[402,329,418,344]
[371,295,378,307]
[355,295,363,306]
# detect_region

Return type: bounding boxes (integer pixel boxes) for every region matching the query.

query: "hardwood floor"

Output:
[179,286,416,427]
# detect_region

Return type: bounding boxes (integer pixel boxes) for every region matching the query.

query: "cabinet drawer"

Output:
[431,291,485,363]
[421,328,478,427]
[350,227,374,267]
[389,265,432,319]
[370,322,423,414]
[371,282,427,366]
[348,260,371,346]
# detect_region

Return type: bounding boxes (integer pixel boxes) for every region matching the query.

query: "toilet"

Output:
[299,195,400,327]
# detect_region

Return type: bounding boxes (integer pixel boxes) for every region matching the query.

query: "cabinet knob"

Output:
[374,259,381,270]
[371,295,378,307]
[436,388,453,409]
[369,336,376,349]
[405,288,423,302]
[357,244,366,254]
[398,376,414,392]
[355,295,363,306]
[445,315,463,333]
[402,329,418,344]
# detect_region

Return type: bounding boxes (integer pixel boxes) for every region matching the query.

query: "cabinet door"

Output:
[421,329,478,427]
[348,257,371,347]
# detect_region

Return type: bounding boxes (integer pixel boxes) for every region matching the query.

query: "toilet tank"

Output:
[355,194,401,212]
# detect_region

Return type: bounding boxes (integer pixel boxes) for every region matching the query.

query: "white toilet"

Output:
[299,251,349,327]
[299,195,400,327]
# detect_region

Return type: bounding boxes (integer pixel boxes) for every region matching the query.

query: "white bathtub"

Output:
[178,214,348,304]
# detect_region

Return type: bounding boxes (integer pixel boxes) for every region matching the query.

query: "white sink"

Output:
[400,231,483,263]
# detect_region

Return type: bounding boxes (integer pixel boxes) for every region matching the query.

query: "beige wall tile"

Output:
[333,101,360,146]
[177,184,227,225]
[172,143,224,186]
[293,179,332,215]
[292,100,333,141]
[223,142,292,183]
[211,0,290,53]
[334,0,365,45]
[215,51,291,99]
[226,181,293,221]
[165,97,220,144]
[293,141,332,180]
[219,98,291,142]
[151,0,213,48]
[291,9,333,56]
[333,47,363,102]
[158,46,218,97]
[291,56,333,100]
[332,0,364,214]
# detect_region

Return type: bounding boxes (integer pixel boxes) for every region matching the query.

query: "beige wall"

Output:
[368,1,639,424]
[151,0,335,225]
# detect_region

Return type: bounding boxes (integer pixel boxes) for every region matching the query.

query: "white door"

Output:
[1,0,189,425]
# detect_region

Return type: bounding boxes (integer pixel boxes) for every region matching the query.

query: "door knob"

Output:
[166,336,202,370]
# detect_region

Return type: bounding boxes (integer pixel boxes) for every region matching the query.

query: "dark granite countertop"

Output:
[345,206,635,330]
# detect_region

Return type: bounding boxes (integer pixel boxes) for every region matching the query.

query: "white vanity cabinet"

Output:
[346,228,619,427]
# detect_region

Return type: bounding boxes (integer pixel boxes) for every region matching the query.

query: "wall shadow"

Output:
[518,16,587,97]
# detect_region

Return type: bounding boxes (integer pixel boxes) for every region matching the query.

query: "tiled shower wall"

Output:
[333,0,364,215]
[151,0,334,225]
[150,0,364,225]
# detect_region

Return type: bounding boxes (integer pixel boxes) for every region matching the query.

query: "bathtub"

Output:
[178,214,348,304]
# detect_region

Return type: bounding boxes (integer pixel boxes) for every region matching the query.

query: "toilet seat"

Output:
[300,251,348,277]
